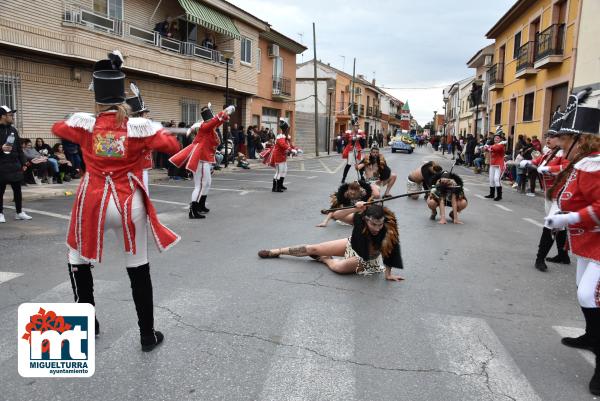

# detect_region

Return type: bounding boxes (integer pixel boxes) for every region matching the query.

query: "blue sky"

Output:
[232,0,515,125]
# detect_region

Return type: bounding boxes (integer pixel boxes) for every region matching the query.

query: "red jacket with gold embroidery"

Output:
[531,149,569,199]
[269,134,292,165]
[488,143,505,169]
[169,111,228,171]
[342,129,364,160]
[52,112,181,263]
[558,152,600,264]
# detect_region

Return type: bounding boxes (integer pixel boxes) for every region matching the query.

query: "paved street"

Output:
[0,147,593,401]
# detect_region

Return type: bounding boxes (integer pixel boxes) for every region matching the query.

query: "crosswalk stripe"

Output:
[0,271,23,285]
[426,314,541,401]
[2,205,69,220]
[552,326,594,366]
[259,301,355,401]
[475,194,486,200]
[495,204,513,212]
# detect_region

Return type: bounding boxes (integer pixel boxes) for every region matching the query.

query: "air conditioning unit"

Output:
[268,44,280,58]
[354,87,362,95]
[484,55,493,67]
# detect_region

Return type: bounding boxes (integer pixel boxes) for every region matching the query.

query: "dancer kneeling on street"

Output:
[426,170,467,224]
[357,143,397,198]
[52,51,181,351]
[259,203,404,281]
[169,104,235,219]
[407,160,442,200]
[317,180,376,227]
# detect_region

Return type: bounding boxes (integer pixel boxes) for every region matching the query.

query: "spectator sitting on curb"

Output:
[22,138,54,184]
[35,138,59,180]
[51,143,74,183]
[236,152,250,169]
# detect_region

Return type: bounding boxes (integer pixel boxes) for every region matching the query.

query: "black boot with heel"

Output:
[68,263,100,335]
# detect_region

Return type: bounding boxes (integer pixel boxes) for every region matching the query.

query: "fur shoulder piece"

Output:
[332,183,350,208]
[127,117,160,138]
[66,112,96,133]
[358,180,373,201]
[575,154,600,172]
[381,208,399,258]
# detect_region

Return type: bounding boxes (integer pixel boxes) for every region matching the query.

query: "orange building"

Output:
[251,29,306,138]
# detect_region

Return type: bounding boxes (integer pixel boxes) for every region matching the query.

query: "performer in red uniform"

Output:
[520,109,570,271]
[544,89,600,395]
[169,104,235,218]
[483,126,507,201]
[52,51,181,351]
[267,118,297,192]
[126,82,153,192]
[341,115,365,183]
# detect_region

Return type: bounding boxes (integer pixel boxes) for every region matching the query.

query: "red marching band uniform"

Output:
[483,126,506,201]
[531,150,569,196]
[558,152,600,263]
[52,112,181,262]
[342,129,365,160]
[261,119,298,192]
[169,110,228,170]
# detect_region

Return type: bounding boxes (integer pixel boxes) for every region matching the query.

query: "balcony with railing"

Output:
[336,102,351,117]
[366,106,373,117]
[515,41,537,78]
[272,76,291,100]
[62,2,234,68]
[488,63,504,91]
[534,24,565,69]
[359,105,365,116]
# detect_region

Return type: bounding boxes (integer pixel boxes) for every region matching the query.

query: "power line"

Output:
[378,84,450,90]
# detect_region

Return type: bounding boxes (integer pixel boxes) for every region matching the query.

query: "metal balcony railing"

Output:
[367,106,373,116]
[536,24,565,61]
[359,105,365,116]
[62,2,234,66]
[272,76,291,97]
[516,41,536,72]
[488,63,504,86]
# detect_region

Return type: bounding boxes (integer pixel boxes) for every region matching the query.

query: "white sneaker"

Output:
[0,213,5,223]
[526,192,536,197]
[15,212,32,220]
[512,183,518,189]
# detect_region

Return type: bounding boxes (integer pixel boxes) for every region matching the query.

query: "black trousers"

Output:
[0,181,23,213]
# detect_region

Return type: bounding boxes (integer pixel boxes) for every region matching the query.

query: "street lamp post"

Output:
[221,48,234,168]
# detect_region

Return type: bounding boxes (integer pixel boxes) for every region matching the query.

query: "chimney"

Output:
[357,74,365,80]
[372,79,376,85]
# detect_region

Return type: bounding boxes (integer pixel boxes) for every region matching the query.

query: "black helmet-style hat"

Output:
[279,118,289,133]
[200,104,214,122]
[559,88,600,135]
[125,82,148,115]
[547,107,564,136]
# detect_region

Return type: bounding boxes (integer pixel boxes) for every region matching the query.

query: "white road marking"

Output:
[553,326,594,366]
[151,198,188,206]
[523,218,545,228]
[150,183,252,193]
[427,314,541,401]
[259,301,355,401]
[300,161,305,171]
[474,194,486,200]
[0,272,23,285]
[306,176,317,180]
[317,158,333,173]
[495,204,513,212]
[2,205,69,220]
[332,161,346,174]
[240,191,249,195]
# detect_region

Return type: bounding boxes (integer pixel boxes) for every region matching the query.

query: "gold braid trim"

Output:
[380,208,399,258]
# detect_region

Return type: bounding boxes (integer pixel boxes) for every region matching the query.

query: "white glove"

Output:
[537,165,550,174]
[224,105,235,115]
[291,149,298,155]
[186,121,202,136]
[544,212,581,229]
[519,160,531,168]
[499,141,507,145]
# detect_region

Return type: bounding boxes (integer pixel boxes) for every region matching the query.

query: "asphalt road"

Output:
[0,147,594,401]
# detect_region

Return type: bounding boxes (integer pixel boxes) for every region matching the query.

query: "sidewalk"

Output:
[2,151,343,202]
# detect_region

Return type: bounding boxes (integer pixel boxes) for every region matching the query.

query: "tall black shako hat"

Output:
[125,82,148,114]
[547,107,564,136]
[279,118,289,133]
[559,88,600,135]
[493,125,504,139]
[91,50,125,105]
[201,103,214,122]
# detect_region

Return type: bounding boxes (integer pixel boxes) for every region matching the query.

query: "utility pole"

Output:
[351,58,356,117]
[312,22,319,156]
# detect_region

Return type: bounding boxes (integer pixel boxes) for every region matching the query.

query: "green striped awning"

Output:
[178,0,241,40]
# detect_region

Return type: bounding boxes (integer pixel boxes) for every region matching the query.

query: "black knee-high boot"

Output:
[189,202,205,219]
[484,187,495,198]
[279,177,287,191]
[341,164,351,183]
[547,230,570,264]
[535,228,553,271]
[198,195,209,213]
[126,263,164,351]
[587,308,600,395]
[275,177,284,192]
[562,307,594,351]
[272,179,277,192]
[68,263,100,335]
[493,186,502,201]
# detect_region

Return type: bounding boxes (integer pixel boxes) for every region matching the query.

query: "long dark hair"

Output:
[549,134,600,199]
